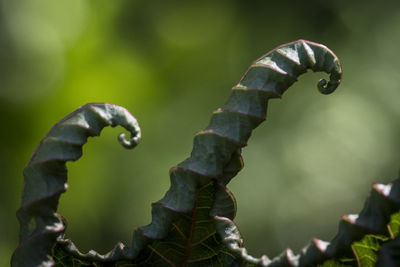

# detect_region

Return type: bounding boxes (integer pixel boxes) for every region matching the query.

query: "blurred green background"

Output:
[2,0,400,265]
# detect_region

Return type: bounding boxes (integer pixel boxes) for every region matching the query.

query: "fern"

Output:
[12,40,400,266]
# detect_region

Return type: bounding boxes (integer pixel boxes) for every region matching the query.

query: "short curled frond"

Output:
[12,103,141,266]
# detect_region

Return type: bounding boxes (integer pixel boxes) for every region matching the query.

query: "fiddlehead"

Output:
[11,103,141,266]
[127,40,342,266]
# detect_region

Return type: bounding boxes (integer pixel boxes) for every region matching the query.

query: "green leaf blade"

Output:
[352,234,388,267]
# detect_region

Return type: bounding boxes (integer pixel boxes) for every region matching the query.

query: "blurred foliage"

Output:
[2,0,400,266]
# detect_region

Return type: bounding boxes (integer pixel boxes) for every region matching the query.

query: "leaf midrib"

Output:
[181,187,201,267]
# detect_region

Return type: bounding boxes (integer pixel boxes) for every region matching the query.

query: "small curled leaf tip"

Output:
[118,131,141,149]
[317,78,340,95]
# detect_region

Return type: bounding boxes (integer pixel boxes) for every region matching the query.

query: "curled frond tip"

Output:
[118,132,141,149]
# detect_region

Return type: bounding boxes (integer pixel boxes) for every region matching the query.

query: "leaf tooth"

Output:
[26,157,72,169]
[20,161,68,209]
[343,214,359,223]
[320,49,340,75]
[254,42,305,78]
[326,214,367,258]
[298,238,330,266]
[374,183,393,197]
[354,185,397,234]
[386,179,400,205]
[219,149,243,185]
[221,88,270,120]
[18,212,65,241]
[236,65,296,95]
[313,238,330,253]
[288,249,300,266]
[231,85,282,99]
[273,48,308,78]
[299,40,316,68]
[168,165,212,183]
[19,183,67,212]
[42,136,85,147]
[204,110,263,146]
[85,104,114,132]
[285,249,300,266]
[46,123,98,147]
[196,129,245,147]
[276,45,303,66]
[250,61,288,76]
[61,116,102,137]
[215,108,265,122]
[173,164,219,179]
[134,225,161,241]
[269,248,299,267]
[322,56,338,74]
[210,183,236,220]
[260,255,272,266]
[178,132,238,178]
[304,42,327,72]
[29,138,83,164]
[159,170,199,212]
[135,204,178,246]
[59,121,100,136]
[11,224,64,267]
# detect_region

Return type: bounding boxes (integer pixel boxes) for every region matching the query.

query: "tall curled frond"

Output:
[125,40,342,266]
